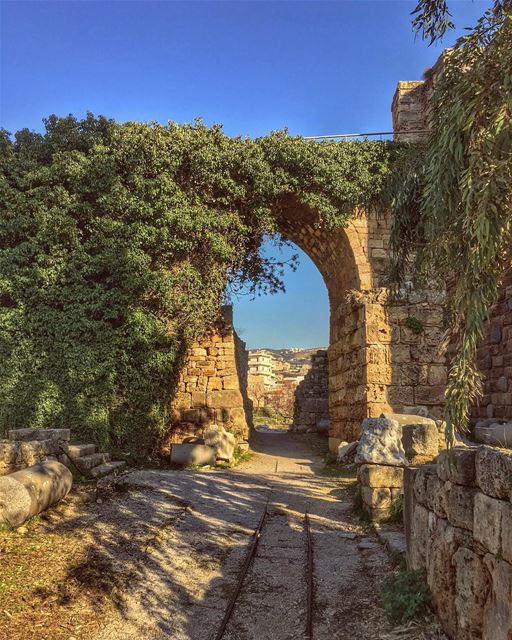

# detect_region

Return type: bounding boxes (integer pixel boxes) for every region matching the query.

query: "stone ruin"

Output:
[0,428,125,478]
[292,350,329,433]
[170,305,252,445]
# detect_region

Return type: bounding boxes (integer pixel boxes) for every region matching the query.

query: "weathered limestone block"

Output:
[475,446,512,499]
[413,464,437,506]
[361,486,393,521]
[203,426,236,461]
[482,554,512,640]
[473,492,510,555]
[0,460,73,527]
[452,547,490,640]
[402,422,439,459]
[359,464,404,488]
[445,483,477,532]
[427,517,458,640]
[437,447,477,485]
[425,473,448,519]
[170,444,216,466]
[355,417,408,466]
[20,440,57,466]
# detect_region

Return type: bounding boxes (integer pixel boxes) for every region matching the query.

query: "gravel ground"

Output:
[42,430,446,640]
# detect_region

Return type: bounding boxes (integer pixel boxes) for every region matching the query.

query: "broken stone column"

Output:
[0,460,73,527]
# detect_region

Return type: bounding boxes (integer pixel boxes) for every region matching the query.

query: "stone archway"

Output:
[171,195,447,453]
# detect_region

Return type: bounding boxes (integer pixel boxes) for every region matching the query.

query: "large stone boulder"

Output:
[355,417,408,467]
[203,426,236,461]
[0,460,73,527]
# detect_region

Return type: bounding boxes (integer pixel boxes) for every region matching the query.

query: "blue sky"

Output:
[0,0,491,349]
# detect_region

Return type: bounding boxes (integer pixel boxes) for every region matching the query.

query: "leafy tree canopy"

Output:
[0,115,391,453]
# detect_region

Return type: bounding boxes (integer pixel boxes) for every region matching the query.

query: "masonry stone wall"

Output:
[171,306,251,443]
[292,350,329,432]
[405,446,512,640]
[472,268,512,425]
[0,428,71,476]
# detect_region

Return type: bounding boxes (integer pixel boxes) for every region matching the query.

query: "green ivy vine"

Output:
[0,115,391,454]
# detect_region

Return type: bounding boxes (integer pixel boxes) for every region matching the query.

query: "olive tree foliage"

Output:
[0,116,391,453]
[389,1,512,443]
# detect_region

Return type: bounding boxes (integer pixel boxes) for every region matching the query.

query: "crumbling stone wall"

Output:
[0,428,70,476]
[292,350,328,432]
[405,446,512,640]
[171,306,251,442]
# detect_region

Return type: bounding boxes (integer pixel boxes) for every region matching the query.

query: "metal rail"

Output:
[305,510,314,640]
[214,500,316,640]
[214,492,271,640]
[303,130,430,140]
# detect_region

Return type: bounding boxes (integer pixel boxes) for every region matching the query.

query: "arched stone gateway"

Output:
[172,78,448,452]
[276,201,446,452]
[172,201,447,453]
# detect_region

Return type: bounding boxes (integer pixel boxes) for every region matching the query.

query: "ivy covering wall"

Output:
[0,115,391,453]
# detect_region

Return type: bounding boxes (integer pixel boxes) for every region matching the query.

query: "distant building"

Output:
[248,350,278,388]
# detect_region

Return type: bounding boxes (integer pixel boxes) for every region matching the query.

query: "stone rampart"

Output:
[405,446,512,639]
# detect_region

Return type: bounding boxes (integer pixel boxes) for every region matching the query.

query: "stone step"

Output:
[67,443,96,459]
[75,452,111,471]
[89,460,126,478]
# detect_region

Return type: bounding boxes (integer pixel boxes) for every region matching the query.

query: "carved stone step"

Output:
[75,452,110,471]
[67,443,96,459]
[89,460,126,478]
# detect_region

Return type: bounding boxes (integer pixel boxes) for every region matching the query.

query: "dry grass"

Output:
[0,512,116,640]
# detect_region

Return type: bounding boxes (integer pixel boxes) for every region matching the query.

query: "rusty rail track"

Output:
[305,510,314,639]
[214,499,315,640]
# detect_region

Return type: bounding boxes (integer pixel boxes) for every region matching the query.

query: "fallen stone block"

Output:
[203,426,236,461]
[355,417,408,467]
[0,460,73,527]
[170,444,216,466]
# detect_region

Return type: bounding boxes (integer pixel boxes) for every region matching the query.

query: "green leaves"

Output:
[0,116,392,454]
[391,3,512,444]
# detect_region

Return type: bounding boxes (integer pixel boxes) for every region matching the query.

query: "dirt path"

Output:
[48,431,445,640]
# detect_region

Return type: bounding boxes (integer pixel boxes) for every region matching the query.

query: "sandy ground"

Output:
[39,431,446,640]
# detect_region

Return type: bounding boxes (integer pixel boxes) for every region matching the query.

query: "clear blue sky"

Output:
[0,0,490,349]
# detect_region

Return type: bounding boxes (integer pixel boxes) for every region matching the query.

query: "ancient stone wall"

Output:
[171,306,251,443]
[405,446,512,640]
[292,350,329,432]
[0,428,70,476]
[473,268,512,425]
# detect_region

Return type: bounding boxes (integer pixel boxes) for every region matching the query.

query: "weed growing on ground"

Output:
[387,495,404,524]
[382,569,431,623]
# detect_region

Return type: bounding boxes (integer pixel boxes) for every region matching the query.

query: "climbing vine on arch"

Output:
[0,115,391,454]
